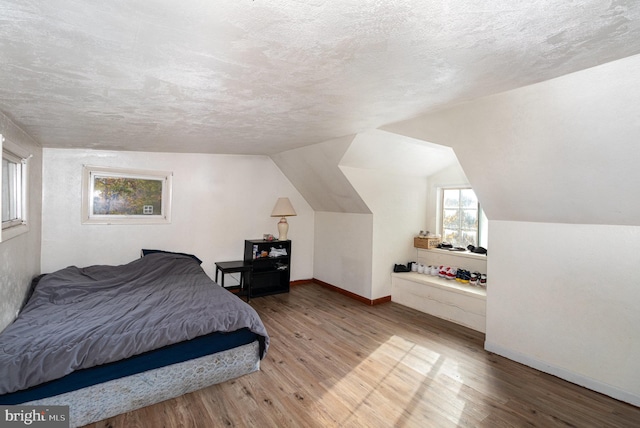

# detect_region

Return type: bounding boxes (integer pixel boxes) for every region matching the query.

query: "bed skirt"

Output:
[24,340,261,428]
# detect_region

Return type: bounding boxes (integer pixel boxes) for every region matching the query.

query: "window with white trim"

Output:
[440,187,486,248]
[1,135,30,241]
[82,165,172,225]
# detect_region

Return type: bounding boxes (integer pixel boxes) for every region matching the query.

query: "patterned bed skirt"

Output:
[24,340,261,427]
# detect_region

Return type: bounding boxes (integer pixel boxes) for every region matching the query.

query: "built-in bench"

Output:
[391,248,487,333]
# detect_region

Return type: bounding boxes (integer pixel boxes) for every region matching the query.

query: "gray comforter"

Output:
[0,253,269,395]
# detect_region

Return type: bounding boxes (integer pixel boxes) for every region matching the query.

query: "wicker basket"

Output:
[413,236,441,249]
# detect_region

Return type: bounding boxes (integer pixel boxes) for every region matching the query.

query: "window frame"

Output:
[81,165,173,225]
[1,134,30,242]
[439,186,485,248]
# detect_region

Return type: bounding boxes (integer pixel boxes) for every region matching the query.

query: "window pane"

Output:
[443,209,459,228]
[2,158,9,221]
[93,176,163,215]
[2,157,19,223]
[461,209,478,229]
[82,166,172,225]
[460,189,478,208]
[460,230,477,247]
[443,228,459,244]
[440,187,481,248]
[443,189,459,208]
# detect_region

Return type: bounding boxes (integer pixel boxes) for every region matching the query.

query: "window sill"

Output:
[1,223,28,242]
[418,248,487,261]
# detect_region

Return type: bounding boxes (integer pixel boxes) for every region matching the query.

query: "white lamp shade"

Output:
[271,197,297,217]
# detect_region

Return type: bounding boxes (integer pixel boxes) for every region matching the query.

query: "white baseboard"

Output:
[484,341,640,408]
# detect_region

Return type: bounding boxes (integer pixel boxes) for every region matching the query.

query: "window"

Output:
[441,188,485,248]
[82,165,172,224]
[1,135,29,241]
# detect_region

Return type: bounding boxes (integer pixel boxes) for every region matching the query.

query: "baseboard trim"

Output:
[485,341,640,407]
[290,279,313,286]
[310,278,391,306]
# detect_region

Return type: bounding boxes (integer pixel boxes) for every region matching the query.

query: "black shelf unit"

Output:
[244,239,291,298]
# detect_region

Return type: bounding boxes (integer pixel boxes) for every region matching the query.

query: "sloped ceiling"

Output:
[341,130,457,177]
[384,54,640,226]
[271,135,370,213]
[0,1,639,154]
[272,129,458,213]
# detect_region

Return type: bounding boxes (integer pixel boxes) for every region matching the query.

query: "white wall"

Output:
[41,149,314,281]
[383,54,640,405]
[0,113,42,331]
[487,221,640,404]
[341,166,427,300]
[314,212,373,298]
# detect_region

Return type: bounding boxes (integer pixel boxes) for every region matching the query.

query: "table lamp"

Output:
[271,197,296,240]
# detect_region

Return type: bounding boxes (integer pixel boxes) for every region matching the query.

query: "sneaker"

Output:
[438,266,447,278]
[446,267,457,280]
[459,269,471,284]
[470,272,479,286]
[430,265,439,276]
[479,274,487,288]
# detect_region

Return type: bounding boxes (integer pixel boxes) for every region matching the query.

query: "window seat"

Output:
[391,272,486,333]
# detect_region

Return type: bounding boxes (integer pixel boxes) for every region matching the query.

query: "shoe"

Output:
[479,274,487,288]
[466,244,487,255]
[438,266,447,278]
[456,269,467,282]
[430,265,439,276]
[470,272,479,286]
[393,264,410,272]
[446,267,457,280]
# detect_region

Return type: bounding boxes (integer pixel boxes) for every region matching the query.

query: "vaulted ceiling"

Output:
[1,1,639,154]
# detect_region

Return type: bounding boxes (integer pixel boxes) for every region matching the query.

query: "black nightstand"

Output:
[244,239,291,298]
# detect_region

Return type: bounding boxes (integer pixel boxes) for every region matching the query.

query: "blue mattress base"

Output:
[0,328,257,405]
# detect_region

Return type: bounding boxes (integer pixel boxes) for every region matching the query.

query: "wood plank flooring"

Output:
[86,283,640,427]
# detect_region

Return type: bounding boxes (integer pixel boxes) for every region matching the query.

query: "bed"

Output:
[0,251,269,427]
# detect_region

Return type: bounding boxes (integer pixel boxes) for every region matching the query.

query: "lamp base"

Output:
[277,217,289,241]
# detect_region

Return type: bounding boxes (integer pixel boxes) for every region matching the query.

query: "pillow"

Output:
[23,273,47,306]
[141,249,203,265]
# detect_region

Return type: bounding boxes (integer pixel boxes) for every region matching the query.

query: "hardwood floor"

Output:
[88,283,640,427]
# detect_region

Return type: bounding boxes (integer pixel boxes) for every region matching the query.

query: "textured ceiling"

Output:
[1,1,639,155]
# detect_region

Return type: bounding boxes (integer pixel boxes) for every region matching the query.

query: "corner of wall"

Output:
[0,111,43,331]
